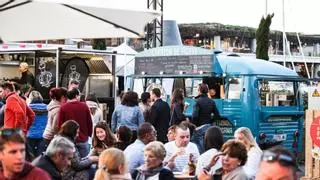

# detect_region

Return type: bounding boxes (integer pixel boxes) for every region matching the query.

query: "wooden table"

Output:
[174,172,195,180]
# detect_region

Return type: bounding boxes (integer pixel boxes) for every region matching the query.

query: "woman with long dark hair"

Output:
[58,120,99,180]
[111,91,144,142]
[91,121,117,156]
[170,88,186,125]
[196,126,224,175]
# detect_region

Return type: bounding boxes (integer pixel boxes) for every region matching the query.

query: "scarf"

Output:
[135,164,164,180]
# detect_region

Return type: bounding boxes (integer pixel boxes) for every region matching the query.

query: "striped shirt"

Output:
[164,141,200,172]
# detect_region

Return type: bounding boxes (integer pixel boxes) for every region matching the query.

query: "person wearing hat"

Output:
[19,62,35,88]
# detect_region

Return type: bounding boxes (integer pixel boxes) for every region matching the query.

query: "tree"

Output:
[256,13,274,60]
[93,39,106,50]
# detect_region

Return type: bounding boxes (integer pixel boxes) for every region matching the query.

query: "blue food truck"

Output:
[127,45,305,152]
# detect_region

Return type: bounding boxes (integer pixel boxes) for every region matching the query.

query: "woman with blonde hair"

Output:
[132,141,174,180]
[234,127,262,179]
[94,148,131,180]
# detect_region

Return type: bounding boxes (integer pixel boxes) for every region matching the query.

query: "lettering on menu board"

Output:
[135,55,212,75]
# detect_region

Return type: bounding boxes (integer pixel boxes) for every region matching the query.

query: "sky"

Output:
[130,0,320,35]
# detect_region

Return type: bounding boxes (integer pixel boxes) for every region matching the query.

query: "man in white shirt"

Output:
[164,124,200,172]
[124,123,157,174]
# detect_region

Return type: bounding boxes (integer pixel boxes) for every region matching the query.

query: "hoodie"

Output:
[42,100,61,140]
[0,162,50,180]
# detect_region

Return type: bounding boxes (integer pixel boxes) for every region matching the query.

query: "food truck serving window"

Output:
[259,80,296,106]
[133,78,173,100]
[227,77,242,99]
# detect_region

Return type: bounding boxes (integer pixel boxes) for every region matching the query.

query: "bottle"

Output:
[188,153,196,176]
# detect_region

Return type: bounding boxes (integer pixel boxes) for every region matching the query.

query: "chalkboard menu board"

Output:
[60,57,89,92]
[135,55,213,75]
[34,56,56,100]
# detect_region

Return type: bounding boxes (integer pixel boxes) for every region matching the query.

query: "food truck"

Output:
[0,44,116,121]
[127,45,305,152]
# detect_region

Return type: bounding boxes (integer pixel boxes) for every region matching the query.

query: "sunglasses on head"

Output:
[261,150,296,167]
[0,128,23,138]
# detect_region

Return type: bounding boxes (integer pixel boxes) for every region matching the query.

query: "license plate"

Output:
[273,134,287,141]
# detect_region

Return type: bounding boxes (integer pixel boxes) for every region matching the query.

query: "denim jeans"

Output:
[190,124,211,154]
[76,141,90,158]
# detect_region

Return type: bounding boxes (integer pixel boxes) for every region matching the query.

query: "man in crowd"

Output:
[255,146,297,180]
[19,62,35,88]
[57,87,92,158]
[0,82,35,135]
[192,83,220,127]
[0,128,50,179]
[33,136,75,180]
[164,124,200,172]
[149,88,171,143]
[124,122,157,174]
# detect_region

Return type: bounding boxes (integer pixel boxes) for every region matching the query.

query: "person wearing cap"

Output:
[19,62,35,88]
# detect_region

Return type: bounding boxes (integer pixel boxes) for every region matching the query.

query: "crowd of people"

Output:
[0,68,299,180]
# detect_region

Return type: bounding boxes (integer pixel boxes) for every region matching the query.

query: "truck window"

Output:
[259,80,296,106]
[227,77,242,99]
[184,78,202,97]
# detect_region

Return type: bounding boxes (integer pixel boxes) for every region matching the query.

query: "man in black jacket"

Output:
[19,62,35,88]
[149,88,171,143]
[32,136,75,180]
[192,83,220,127]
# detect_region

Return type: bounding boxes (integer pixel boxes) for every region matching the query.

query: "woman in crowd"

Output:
[167,125,177,142]
[94,148,131,180]
[234,127,262,179]
[111,91,144,142]
[59,120,99,180]
[26,90,48,158]
[132,141,174,180]
[113,125,132,151]
[42,87,67,149]
[139,92,152,122]
[86,93,103,126]
[198,139,248,180]
[196,126,224,175]
[170,88,186,125]
[91,121,117,156]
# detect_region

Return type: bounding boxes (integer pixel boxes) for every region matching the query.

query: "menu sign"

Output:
[135,55,212,75]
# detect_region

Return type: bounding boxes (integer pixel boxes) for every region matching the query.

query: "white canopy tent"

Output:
[0,0,161,42]
[112,43,137,76]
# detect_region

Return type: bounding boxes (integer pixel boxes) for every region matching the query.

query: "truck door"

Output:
[257,79,304,151]
[218,76,244,138]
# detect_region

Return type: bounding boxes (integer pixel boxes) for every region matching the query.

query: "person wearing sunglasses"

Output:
[0,128,51,179]
[255,147,297,180]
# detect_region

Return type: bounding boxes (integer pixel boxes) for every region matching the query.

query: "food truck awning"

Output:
[0,0,161,42]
